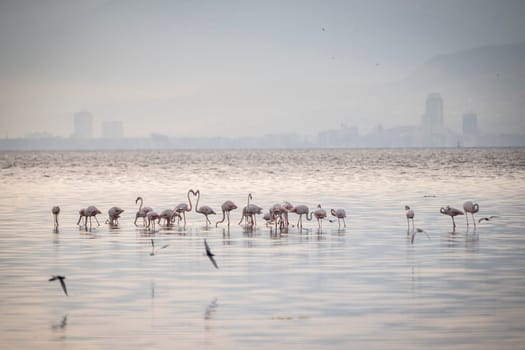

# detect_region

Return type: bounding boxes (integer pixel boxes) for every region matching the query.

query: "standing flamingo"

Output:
[52,206,60,229]
[159,209,177,226]
[405,205,415,233]
[440,206,464,231]
[280,201,294,227]
[313,204,327,230]
[463,201,480,228]
[290,205,313,228]
[107,207,124,225]
[194,190,216,226]
[146,211,160,230]
[174,189,195,226]
[238,193,262,227]
[135,197,153,226]
[77,208,87,227]
[330,208,347,228]
[86,206,101,228]
[216,200,238,227]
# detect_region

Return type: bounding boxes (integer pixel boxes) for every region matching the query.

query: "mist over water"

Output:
[1,148,524,349]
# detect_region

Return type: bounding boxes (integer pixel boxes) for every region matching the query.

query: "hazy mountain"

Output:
[401,42,525,133]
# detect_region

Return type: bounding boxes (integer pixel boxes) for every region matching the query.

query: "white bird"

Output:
[174,189,195,226]
[440,206,464,231]
[463,201,480,228]
[107,206,124,225]
[135,196,153,226]
[146,211,160,230]
[405,205,415,233]
[86,206,101,228]
[290,205,313,228]
[330,208,347,228]
[216,200,238,227]
[478,215,498,223]
[313,204,327,230]
[194,190,216,226]
[52,206,60,229]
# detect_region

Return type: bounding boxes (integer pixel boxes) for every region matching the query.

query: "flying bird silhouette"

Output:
[49,275,68,296]
[204,239,219,269]
[478,216,498,223]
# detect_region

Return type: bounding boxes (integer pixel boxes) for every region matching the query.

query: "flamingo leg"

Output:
[452,216,456,231]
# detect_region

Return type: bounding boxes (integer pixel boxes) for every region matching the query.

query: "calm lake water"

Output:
[1,148,524,349]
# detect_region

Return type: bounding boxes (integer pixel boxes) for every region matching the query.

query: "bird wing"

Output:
[208,254,219,269]
[59,277,68,296]
[204,239,211,255]
[161,244,169,249]
[204,239,219,269]
[49,276,57,281]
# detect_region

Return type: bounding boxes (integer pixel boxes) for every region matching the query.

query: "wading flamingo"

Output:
[194,190,216,226]
[174,189,195,226]
[405,205,415,233]
[290,205,313,228]
[313,204,327,230]
[330,208,347,228]
[86,206,101,228]
[216,200,238,227]
[440,206,464,231]
[135,197,153,226]
[107,207,124,225]
[77,208,87,227]
[463,201,480,228]
[146,211,160,230]
[238,193,262,227]
[52,206,60,229]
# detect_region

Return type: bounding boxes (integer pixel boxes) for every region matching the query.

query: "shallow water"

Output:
[1,148,525,349]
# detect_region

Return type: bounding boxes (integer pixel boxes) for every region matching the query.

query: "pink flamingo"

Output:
[52,206,60,229]
[269,203,286,230]
[290,204,313,228]
[216,200,238,227]
[84,206,101,229]
[174,189,195,226]
[238,193,262,227]
[146,211,160,230]
[135,197,153,226]
[159,209,177,226]
[280,201,294,227]
[107,207,124,225]
[405,205,414,232]
[440,206,464,231]
[313,204,327,230]
[77,208,87,227]
[463,201,480,228]
[330,208,347,228]
[194,190,216,226]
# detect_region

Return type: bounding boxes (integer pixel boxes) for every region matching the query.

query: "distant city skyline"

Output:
[1,92,523,150]
[1,1,524,139]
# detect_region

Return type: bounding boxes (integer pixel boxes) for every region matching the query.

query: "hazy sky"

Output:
[1,0,524,138]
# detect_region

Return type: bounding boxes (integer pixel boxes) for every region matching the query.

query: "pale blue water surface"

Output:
[1,148,524,349]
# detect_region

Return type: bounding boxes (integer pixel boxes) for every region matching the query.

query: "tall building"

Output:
[101,121,124,138]
[462,113,478,136]
[72,111,93,139]
[421,93,444,134]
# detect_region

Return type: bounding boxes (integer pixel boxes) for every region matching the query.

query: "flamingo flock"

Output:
[53,191,487,238]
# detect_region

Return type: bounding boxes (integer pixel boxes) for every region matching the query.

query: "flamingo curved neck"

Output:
[194,191,200,212]
[187,190,193,211]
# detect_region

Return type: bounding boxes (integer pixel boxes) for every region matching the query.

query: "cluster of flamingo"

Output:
[132,190,347,231]
[51,190,348,232]
[405,200,483,235]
